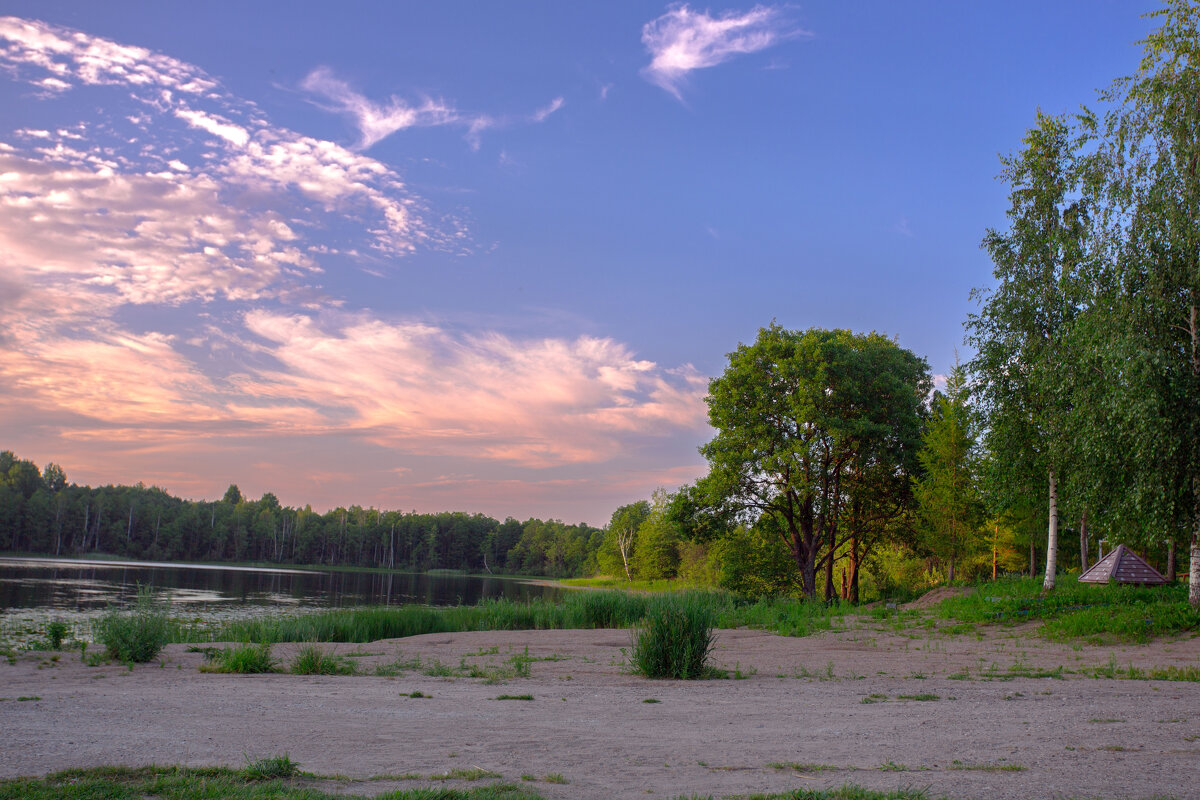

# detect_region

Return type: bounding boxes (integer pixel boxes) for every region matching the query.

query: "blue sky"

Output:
[0,2,1156,524]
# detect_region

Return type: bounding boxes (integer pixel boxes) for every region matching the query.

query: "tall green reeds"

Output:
[629,594,717,679]
[93,586,170,663]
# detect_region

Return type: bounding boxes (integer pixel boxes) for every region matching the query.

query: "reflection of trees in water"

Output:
[0,559,562,612]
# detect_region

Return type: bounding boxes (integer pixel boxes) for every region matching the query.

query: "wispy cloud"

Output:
[641,3,803,101]
[300,67,458,149]
[300,66,563,151]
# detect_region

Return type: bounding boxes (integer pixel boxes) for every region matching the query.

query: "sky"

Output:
[0,2,1159,525]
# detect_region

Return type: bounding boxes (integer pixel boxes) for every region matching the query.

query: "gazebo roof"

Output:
[1079,544,1168,585]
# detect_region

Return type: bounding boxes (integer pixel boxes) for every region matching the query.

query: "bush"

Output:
[630,594,717,679]
[290,645,357,675]
[206,643,277,674]
[93,587,169,663]
[45,620,69,650]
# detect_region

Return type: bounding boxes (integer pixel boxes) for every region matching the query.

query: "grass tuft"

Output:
[203,643,278,674]
[242,753,299,780]
[629,593,717,679]
[290,645,357,676]
[92,586,170,664]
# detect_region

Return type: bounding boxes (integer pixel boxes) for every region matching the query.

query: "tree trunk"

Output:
[947,558,956,583]
[848,531,860,604]
[1167,539,1176,583]
[617,527,634,582]
[1029,540,1036,578]
[1044,468,1059,591]
[1079,507,1089,571]
[993,523,999,580]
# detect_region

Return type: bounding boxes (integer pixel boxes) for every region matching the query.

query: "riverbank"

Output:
[3,619,1198,799]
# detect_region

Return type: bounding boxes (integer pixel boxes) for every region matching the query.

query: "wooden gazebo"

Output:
[1079,544,1168,586]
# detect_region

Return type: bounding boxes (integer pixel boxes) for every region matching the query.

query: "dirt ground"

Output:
[2,617,1199,800]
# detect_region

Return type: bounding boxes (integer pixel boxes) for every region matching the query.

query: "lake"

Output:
[0,557,564,614]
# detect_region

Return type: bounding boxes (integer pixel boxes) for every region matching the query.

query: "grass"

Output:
[93,586,170,663]
[933,575,1200,642]
[629,593,717,679]
[242,753,299,780]
[0,765,543,799]
[201,643,278,674]
[290,645,357,675]
[494,693,534,700]
[947,760,1026,772]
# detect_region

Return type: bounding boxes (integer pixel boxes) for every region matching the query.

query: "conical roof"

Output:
[1079,544,1168,585]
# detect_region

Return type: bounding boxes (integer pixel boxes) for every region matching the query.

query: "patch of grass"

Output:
[878,760,908,771]
[896,693,939,701]
[430,767,503,781]
[630,593,717,680]
[859,693,888,704]
[92,586,170,663]
[1084,659,1200,682]
[374,655,423,676]
[643,698,661,703]
[242,753,299,780]
[541,773,567,784]
[400,690,428,698]
[0,764,544,799]
[17,695,40,701]
[932,575,1199,642]
[202,644,278,674]
[290,645,357,676]
[494,694,534,701]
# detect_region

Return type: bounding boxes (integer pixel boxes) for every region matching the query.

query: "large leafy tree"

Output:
[967,110,1089,591]
[691,325,929,599]
[1087,0,1200,604]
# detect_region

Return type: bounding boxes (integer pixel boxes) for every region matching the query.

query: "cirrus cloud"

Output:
[641,3,805,101]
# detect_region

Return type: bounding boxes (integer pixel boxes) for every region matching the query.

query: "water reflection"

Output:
[0,557,562,612]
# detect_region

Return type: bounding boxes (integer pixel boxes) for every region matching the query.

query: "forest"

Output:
[2,3,1199,606]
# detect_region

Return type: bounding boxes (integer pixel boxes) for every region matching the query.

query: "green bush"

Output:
[630,594,717,679]
[93,588,169,663]
[206,643,277,674]
[45,620,69,650]
[290,645,357,675]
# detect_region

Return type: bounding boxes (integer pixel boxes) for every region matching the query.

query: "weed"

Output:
[17,695,40,701]
[768,762,837,772]
[44,620,69,650]
[643,698,661,704]
[202,643,277,674]
[242,753,299,780]
[542,773,567,784]
[879,760,907,771]
[401,690,428,698]
[494,694,534,701]
[897,693,939,701]
[430,767,502,781]
[93,586,170,664]
[290,645,356,676]
[630,594,716,680]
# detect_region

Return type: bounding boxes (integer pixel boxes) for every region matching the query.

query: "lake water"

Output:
[0,557,563,613]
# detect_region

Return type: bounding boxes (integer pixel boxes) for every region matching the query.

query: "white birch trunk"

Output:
[1043,468,1058,591]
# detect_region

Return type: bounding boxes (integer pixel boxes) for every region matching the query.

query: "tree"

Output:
[632,490,682,580]
[692,325,930,599]
[1087,0,1200,604]
[913,365,986,582]
[599,501,650,581]
[967,110,1089,591]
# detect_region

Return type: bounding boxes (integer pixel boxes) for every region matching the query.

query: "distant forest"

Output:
[0,451,602,578]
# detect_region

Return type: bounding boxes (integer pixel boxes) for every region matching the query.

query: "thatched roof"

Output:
[1079,544,1168,585]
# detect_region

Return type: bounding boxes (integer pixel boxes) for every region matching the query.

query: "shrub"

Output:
[205,643,277,674]
[290,645,357,675]
[93,587,169,663]
[45,620,69,650]
[630,594,716,679]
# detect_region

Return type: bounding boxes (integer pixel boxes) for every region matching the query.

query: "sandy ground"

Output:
[2,617,1199,800]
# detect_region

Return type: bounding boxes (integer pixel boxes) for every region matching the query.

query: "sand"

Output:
[2,618,1199,799]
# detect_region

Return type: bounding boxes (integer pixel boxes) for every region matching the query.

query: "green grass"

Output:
[0,765,543,800]
[630,593,717,679]
[494,693,534,700]
[933,575,1199,642]
[290,645,357,675]
[93,587,170,663]
[202,643,278,674]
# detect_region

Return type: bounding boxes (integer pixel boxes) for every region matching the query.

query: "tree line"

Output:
[0,451,602,578]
